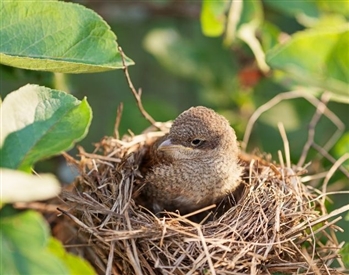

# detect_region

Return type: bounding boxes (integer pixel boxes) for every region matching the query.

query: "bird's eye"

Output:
[191,139,204,147]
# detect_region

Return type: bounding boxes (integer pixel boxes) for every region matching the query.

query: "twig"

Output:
[106,241,115,275]
[278,123,291,169]
[286,204,349,237]
[242,90,344,152]
[278,150,285,169]
[298,93,330,167]
[125,211,142,275]
[15,202,64,213]
[182,204,217,219]
[114,103,123,139]
[196,224,216,275]
[312,143,349,179]
[321,153,349,213]
[57,207,107,243]
[118,46,157,127]
[242,90,348,179]
[78,152,121,163]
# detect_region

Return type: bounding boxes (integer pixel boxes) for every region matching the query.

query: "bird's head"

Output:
[157,106,239,161]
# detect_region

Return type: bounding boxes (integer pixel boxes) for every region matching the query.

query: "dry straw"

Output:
[53,50,349,274]
[59,117,348,274]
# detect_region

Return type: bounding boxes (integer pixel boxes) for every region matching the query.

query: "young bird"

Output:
[139,106,242,215]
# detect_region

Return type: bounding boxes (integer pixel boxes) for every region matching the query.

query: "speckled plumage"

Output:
[140,106,242,215]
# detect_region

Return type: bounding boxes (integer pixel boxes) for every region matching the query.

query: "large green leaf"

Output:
[0,207,68,275]
[266,26,349,103]
[48,238,95,275]
[0,84,92,171]
[0,0,133,73]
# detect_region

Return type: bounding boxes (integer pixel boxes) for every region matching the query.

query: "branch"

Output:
[118,46,157,127]
[297,93,330,167]
[114,103,123,139]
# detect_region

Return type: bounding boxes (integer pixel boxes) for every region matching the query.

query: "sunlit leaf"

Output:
[266,26,349,103]
[201,0,227,37]
[0,207,69,275]
[0,84,92,171]
[264,0,319,25]
[317,0,349,17]
[48,238,95,275]
[0,0,133,73]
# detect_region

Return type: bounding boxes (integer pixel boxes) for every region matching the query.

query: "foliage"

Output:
[0,0,133,73]
[0,84,93,273]
[340,243,349,269]
[144,0,349,159]
[0,85,92,171]
[0,0,131,274]
[0,206,95,275]
[266,26,349,103]
[0,0,348,274]
[0,206,69,275]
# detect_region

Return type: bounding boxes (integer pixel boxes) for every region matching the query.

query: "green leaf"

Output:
[340,243,349,269]
[1,169,61,203]
[317,0,349,17]
[266,25,349,103]
[326,32,349,85]
[0,84,92,171]
[260,22,281,52]
[48,238,95,275]
[0,207,69,275]
[200,0,227,37]
[144,28,238,87]
[0,0,133,73]
[238,0,263,27]
[264,0,319,25]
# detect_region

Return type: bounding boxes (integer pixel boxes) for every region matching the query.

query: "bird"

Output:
[138,106,243,216]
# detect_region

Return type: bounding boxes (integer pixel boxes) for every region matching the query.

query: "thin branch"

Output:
[118,46,157,127]
[321,153,349,213]
[297,93,330,167]
[312,143,349,179]
[114,102,123,139]
[238,26,270,73]
[242,90,344,153]
[125,211,142,275]
[277,123,291,169]
[196,225,216,275]
[106,241,115,275]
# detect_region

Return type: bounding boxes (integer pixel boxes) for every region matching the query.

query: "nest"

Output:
[57,120,348,275]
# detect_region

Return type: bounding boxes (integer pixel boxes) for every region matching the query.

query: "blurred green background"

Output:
[1,0,348,243]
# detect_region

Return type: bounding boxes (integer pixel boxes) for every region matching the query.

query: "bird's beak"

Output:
[157,138,174,151]
[157,138,191,153]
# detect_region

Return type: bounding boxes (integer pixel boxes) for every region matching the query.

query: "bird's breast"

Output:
[143,155,241,213]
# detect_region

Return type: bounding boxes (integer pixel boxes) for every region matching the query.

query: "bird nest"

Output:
[59,120,347,275]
